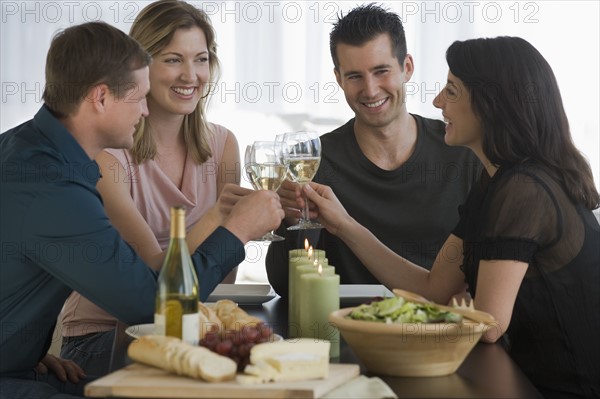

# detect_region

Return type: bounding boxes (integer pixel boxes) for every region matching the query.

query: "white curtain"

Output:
[1,1,598,186]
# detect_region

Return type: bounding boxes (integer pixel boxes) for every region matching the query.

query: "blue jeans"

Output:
[0,370,90,399]
[60,330,115,378]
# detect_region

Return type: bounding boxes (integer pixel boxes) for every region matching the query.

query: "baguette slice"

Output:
[128,335,236,382]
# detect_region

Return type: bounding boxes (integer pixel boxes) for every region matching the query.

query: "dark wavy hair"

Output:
[446,36,599,209]
[329,3,407,71]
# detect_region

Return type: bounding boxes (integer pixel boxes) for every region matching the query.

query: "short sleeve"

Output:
[452,204,467,239]
[207,123,232,164]
[480,170,558,262]
[452,172,488,239]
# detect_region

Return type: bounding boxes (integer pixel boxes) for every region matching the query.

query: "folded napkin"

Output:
[323,375,397,399]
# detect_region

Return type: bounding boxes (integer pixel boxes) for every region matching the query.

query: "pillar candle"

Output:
[290,263,334,336]
[287,248,327,337]
[289,248,327,264]
[298,271,340,358]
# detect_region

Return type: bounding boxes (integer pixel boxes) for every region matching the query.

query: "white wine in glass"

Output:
[247,163,287,191]
[244,141,286,242]
[281,131,323,230]
[287,157,320,183]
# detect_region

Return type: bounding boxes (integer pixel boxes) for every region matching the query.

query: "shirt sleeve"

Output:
[479,169,558,263]
[23,183,243,325]
[452,204,468,239]
[190,226,245,301]
[207,123,232,164]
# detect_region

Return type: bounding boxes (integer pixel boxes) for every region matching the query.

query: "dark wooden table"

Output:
[108,296,542,398]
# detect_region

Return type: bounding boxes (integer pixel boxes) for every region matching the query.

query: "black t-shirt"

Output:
[455,163,600,398]
[266,115,480,294]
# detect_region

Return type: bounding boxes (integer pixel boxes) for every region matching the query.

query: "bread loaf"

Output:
[198,301,222,339]
[213,299,263,331]
[128,335,237,382]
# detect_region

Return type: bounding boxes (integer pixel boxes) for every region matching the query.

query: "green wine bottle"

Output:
[154,206,200,344]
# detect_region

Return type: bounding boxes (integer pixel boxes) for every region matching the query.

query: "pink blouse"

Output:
[60,123,231,337]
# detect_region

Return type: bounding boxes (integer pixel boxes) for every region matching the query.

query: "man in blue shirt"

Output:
[0,22,283,399]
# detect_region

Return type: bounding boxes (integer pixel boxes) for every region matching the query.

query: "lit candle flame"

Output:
[317,263,323,275]
[304,238,309,251]
[308,246,313,261]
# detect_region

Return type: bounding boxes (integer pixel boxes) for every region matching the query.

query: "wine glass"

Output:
[281,131,323,230]
[275,133,294,181]
[244,141,286,242]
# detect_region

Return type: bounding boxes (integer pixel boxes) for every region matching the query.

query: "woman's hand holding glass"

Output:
[280,131,323,230]
[244,141,286,241]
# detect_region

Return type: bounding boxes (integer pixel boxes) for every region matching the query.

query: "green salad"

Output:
[348,297,463,324]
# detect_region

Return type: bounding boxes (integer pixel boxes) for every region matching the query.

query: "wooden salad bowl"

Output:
[329,307,485,377]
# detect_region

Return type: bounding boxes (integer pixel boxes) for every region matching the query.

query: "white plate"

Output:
[125,323,155,339]
[207,284,276,305]
[339,284,394,306]
[125,323,283,342]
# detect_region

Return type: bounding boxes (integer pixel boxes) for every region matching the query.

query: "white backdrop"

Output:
[2,1,598,281]
[1,1,598,184]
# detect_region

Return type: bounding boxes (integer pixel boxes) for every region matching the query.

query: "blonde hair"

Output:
[129,0,221,164]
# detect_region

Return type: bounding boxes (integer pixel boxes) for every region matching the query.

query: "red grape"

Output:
[215,339,232,356]
[199,322,274,371]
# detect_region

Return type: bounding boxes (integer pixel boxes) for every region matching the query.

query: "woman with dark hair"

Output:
[303,36,599,398]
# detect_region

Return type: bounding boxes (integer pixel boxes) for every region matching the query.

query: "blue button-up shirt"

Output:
[0,106,245,375]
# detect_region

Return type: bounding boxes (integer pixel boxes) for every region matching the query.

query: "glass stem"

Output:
[301,188,310,223]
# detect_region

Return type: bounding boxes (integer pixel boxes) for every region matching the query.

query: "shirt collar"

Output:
[34,105,101,183]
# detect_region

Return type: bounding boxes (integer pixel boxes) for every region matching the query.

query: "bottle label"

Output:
[182,312,200,345]
[154,313,166,336]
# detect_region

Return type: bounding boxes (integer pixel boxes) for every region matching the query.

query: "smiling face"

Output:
[102,66,150,149]
[334,33,413,131]
[433,71,483,152]
[147,26,209,117]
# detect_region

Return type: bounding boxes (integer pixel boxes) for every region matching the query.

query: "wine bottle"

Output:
[154,206,200,345]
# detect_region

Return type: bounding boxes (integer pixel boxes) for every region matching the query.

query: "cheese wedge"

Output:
[239,339,330,383]
[250,338,330,363]
[236,360,280,384]
[264,351,328,381]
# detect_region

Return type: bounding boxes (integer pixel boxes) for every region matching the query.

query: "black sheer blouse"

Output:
[453,163,599,398]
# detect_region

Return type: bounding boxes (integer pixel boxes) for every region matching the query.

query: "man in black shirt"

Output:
[266,4,479,297]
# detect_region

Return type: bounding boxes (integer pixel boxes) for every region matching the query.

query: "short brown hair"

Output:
[43,21,151,118]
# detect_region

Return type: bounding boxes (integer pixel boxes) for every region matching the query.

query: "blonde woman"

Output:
[60,0,244,376]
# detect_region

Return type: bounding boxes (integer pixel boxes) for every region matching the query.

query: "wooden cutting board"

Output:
[85,363,360,398]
